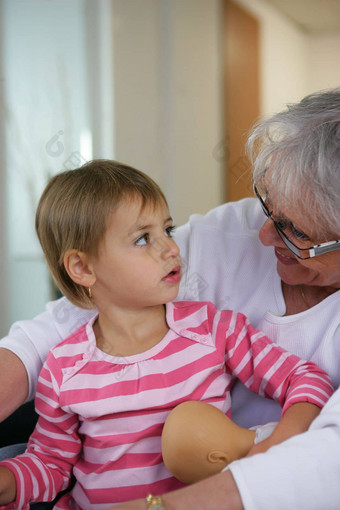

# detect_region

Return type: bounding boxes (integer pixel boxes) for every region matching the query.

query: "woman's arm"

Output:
[0,297,95,415]
[0,466,16,505]
[111,469,243,510]
[0,349,28,422]
[0,352,82,507]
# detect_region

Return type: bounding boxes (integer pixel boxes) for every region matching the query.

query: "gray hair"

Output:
[248,88,340,239]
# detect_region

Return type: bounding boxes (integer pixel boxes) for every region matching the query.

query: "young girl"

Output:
[0,160,333,510]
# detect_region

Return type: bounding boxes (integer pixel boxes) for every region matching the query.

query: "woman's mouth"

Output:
[162,265,181,284]
[275,248,299,266]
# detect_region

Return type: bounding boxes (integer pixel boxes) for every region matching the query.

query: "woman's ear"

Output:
[63,250,96,288]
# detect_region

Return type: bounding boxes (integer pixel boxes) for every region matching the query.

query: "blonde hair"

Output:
[35,159,167,309]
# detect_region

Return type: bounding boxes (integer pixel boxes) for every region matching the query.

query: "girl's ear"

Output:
[63,250,96,288]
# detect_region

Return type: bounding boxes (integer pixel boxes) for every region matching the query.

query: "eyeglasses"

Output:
[253,182,340,259]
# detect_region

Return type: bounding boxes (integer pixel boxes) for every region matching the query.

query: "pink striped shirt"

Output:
[1,301,333,509]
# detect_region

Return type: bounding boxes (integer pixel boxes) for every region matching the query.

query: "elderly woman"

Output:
[0,88,339,509]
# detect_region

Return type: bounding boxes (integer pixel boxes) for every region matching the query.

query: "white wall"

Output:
[111,0,340,233]
[1,0,338,333]
[2,0,92,328]
[0,5,9,337]
[307,34,340,92]
[0,0,224,330]
[233,0,310,116]
[112,0,224,225]
[233,0,340,116]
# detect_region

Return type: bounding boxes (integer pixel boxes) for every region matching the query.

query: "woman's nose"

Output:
[258,218,283,247]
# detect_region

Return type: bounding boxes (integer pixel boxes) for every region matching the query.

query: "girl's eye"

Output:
[164,225,176,237]
[135,233,149,246]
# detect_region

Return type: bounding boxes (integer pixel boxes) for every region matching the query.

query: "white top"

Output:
[1,197,340,509]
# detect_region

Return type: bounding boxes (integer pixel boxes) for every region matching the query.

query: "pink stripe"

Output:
[81,476,184,504]
[172,300,209,321]
[152,336,194,359]
[81,452,163,470]
[58,351,224,404]
[84,422,164,447]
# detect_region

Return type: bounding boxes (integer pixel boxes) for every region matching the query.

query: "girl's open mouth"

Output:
[162,266,181,284]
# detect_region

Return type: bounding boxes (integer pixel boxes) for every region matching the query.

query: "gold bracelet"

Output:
[146,493,166,509]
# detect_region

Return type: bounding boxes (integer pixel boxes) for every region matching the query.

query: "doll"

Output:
[161,401,256,484]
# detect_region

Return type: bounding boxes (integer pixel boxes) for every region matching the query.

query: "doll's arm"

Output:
[0,466,16,505]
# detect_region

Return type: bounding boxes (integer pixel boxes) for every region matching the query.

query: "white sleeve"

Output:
[0,297,95,401]
[174,198,264,254]
[228,386,340,510]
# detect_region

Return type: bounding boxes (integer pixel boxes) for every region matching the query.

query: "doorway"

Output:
[223,0,260,202]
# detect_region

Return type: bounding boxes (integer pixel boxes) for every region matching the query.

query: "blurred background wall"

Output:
[0,0,339,334]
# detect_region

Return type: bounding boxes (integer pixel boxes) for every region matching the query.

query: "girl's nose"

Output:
[161,237,180,259]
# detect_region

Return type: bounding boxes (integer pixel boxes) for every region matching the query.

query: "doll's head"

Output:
[35,159,168,309]
[162,401,255,484]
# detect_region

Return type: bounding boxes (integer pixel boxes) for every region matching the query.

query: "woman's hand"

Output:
[0,466,16,505]
[108,499,145,509]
